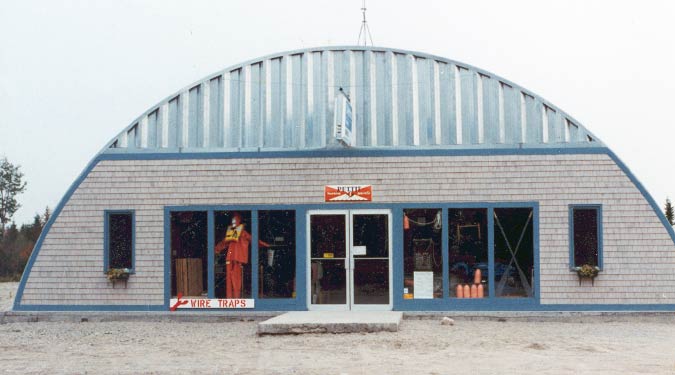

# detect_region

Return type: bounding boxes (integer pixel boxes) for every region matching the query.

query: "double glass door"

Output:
[308,210,392,311]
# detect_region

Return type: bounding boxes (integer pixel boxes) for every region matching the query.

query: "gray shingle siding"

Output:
[19,154,675,306]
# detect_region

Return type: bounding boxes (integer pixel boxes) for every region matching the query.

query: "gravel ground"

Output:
[0,282,18,311]
[2,282,675,374]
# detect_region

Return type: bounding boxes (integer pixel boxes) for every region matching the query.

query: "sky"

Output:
[1,0,674,224]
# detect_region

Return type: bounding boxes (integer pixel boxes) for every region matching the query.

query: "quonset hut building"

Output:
[14,46,675,312]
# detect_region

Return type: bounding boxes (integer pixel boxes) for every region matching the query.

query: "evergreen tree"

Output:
[0,157,27,227]
[42,206,51,225]
[665,198,675,226]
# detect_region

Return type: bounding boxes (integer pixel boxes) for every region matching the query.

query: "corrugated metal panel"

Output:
[104,46,604,153]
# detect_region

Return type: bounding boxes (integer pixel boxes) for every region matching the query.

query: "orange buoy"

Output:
[463,284,471,299]
[456,284,464,298]
[470,284,478,298]
[474,269,482,285]
[477,284,484,298]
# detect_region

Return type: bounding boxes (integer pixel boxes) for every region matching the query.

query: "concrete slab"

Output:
[257,311,403,335]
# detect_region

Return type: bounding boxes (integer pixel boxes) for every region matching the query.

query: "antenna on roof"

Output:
[356,0,374,46]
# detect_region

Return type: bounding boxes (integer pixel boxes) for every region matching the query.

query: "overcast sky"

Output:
[1,0,674,224]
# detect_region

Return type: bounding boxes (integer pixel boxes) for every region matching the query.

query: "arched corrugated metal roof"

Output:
[104,46,603,153]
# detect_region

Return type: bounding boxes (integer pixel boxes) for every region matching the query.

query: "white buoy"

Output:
[441,317,455,326]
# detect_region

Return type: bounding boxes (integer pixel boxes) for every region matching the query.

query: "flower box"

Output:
[574,264,600,286]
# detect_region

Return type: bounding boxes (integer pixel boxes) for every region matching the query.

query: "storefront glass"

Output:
[214,211,252,299]
[170,211,208,297]
[403,209,443,299]
[258,210,296,299]
[310,214,347,305]
[493,207,534,298]
[448,208,488,298]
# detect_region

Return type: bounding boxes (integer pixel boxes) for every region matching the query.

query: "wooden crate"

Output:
[176,258,203,296]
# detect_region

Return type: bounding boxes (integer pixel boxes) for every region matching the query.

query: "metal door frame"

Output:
[306,209,393,311]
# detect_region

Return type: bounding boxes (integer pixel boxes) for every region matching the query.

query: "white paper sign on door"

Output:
[352,246,367,256]
[413,271,434,299]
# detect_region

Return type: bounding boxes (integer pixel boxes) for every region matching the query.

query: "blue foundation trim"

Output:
[11,303,675,312]
[13,147,675,312]
[12,304,166,312]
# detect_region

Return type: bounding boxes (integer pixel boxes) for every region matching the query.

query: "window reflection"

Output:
[448,209,488,298]
[170,211,208,298]
[214,211,252,299]
[494,208,534,298]
[403,209,443,299]
[572,207,599,267]
[258,210,296,299]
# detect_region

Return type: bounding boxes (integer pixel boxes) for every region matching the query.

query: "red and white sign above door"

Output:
[324,185,372,202]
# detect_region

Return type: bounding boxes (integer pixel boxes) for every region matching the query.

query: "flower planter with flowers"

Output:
[106,268,131,288]
[574,264,600,286]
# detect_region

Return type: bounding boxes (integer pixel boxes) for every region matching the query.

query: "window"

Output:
[214,211,252,298]
[258,210,296,299]
[570,205,602,269]
[170,211,208,297]
[105,211,134,271]
[493,207,534,298]
[448,209,488,298]
[403,209,443,299]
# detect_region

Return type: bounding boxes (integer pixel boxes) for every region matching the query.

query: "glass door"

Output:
[350,210,391,310]
[308,211,349,310]
[307,210,392,311]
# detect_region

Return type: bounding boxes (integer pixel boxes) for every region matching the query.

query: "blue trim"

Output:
[163,208,171,310]
[607,149,675,245]
[14,146,675,311]
[99,146,608,161]
[441,209,449,298]
[392,207,404,308]
[207,210,215,298]
[397,203,539,308]
[533,204,541,299]
[103,210,135,273]
[13,304,165,312]
[10,303,675,312]
[487,207,495,298]
[568,204,604,270]
[14,155,103,311]
[294,210,307,306]
[163,207,304,311]
[251,210,259,299]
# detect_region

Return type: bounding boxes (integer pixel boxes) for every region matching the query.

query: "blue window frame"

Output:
[162,202,539,311]
[569,205,603,270]
[104,210,135,273]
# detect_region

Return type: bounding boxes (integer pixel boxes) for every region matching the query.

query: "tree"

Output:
[665,198,675,226]
[42,206,51,225]
[0,157,27,227]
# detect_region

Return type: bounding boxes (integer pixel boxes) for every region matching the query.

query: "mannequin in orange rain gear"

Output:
[214,213,270,298]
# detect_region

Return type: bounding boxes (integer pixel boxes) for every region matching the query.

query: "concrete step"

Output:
[257,311,402,335]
